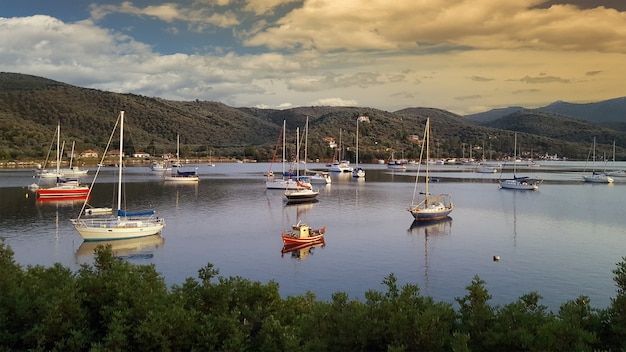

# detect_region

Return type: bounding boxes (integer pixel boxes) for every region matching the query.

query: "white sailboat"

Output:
[285,127,319,203]
[582,137,613,183]
[328,129,353,173]
[498,132,542,190]
[303,117,331,184]
[163,134,199,183]
[352,115,369,178]
[266,121,313,189]
[604,140,625,177]
[60,141,89,176]
[408,118,453,221]
[71,111,165,241]
[35,124,90,198]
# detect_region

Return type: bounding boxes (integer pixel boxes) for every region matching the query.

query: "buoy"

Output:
[493,255,500,262]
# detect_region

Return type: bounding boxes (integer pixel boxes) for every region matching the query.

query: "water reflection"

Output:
[75,234,165,263]
[281,239,326,260]
[408,217,453,289]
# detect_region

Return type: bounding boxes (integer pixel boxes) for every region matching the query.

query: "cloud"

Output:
[455,95,483,101]
[89,1,240,28]
[2,1,626,115]
[242,0,626,53]
[308,97,359,106]
[469,76,494,82]
[519,75,570,84]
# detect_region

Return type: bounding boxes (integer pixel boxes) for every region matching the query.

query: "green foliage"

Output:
[2,241,626,350]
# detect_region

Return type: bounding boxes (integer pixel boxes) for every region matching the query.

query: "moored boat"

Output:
[281,221,326,245]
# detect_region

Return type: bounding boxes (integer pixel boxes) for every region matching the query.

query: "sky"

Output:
[1,0,625,115]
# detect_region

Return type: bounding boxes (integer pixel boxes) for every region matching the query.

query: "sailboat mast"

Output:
[356,118,359,168]
[296,127,300,177]
[282,120,286,176]
[305,117,309,169]
[117,111,124,212]
[425,118,430,203]
[592,137,596,172]
[56,123,60,176]
[513,132,517,177]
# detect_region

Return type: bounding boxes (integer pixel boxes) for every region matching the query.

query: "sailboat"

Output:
[285,127,320,203]
[35,123,90,199]
[352,115,368,178]
[266,121,313,189]
[71,111,166,241]
[328,129,353,173]
[582,137,613,183]
[60,141,89,176]
[408,118,453,221]
[604,141,625,177]
[163,134,199,182]
[498,132,542,190]
[302,116,331,184]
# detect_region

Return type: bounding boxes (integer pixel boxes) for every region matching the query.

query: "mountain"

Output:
[540,97,626,123]
[464,97,626,124]
[1,72,626,162]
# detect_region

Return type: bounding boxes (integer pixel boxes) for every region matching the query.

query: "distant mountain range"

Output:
[1,72,625,162]
[465,97,626,123]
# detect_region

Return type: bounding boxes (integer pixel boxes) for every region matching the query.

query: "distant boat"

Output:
[352,115,369,178]
[498,132,542,190]
[163,134,199,183]
[150,161,171,172]
[71,111,165,241]
[309,172,332,184]
[387,152,407,171]
[267,120,313,189]
[60,141,89,176]
[328,129,353,173]
[582,137,613,183]
[604,141,625,177]
[36,124,89,199]
[408,118,454,221]
[284,127,319,203]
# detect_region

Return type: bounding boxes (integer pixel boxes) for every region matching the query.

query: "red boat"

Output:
[281,221,326,245]
[36,183,90,198]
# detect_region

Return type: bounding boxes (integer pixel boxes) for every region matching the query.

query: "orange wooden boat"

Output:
[281,221,326,245]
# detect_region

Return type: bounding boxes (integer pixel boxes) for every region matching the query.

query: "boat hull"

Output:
[409,205,454,222]
[281,225,326,245]
[582,174,613,183]
[163,176,199,183]
[36,186,90,198]
[72,217,165,241]
[498,178,541,190]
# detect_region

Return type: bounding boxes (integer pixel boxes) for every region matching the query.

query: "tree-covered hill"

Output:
[1,72,626,162]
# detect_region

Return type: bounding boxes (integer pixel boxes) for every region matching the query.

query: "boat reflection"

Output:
[409,216,453,235]
[408,217,452,289]
[281,239,325,260]
[75,234,164,262]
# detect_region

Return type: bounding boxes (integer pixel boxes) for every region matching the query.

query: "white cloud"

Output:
[308,97,359,107]
[2,0,626,115]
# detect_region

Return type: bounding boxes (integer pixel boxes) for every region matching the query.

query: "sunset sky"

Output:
[1,0,625,115]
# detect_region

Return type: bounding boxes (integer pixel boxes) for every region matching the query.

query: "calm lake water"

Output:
[1,161,625,312]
